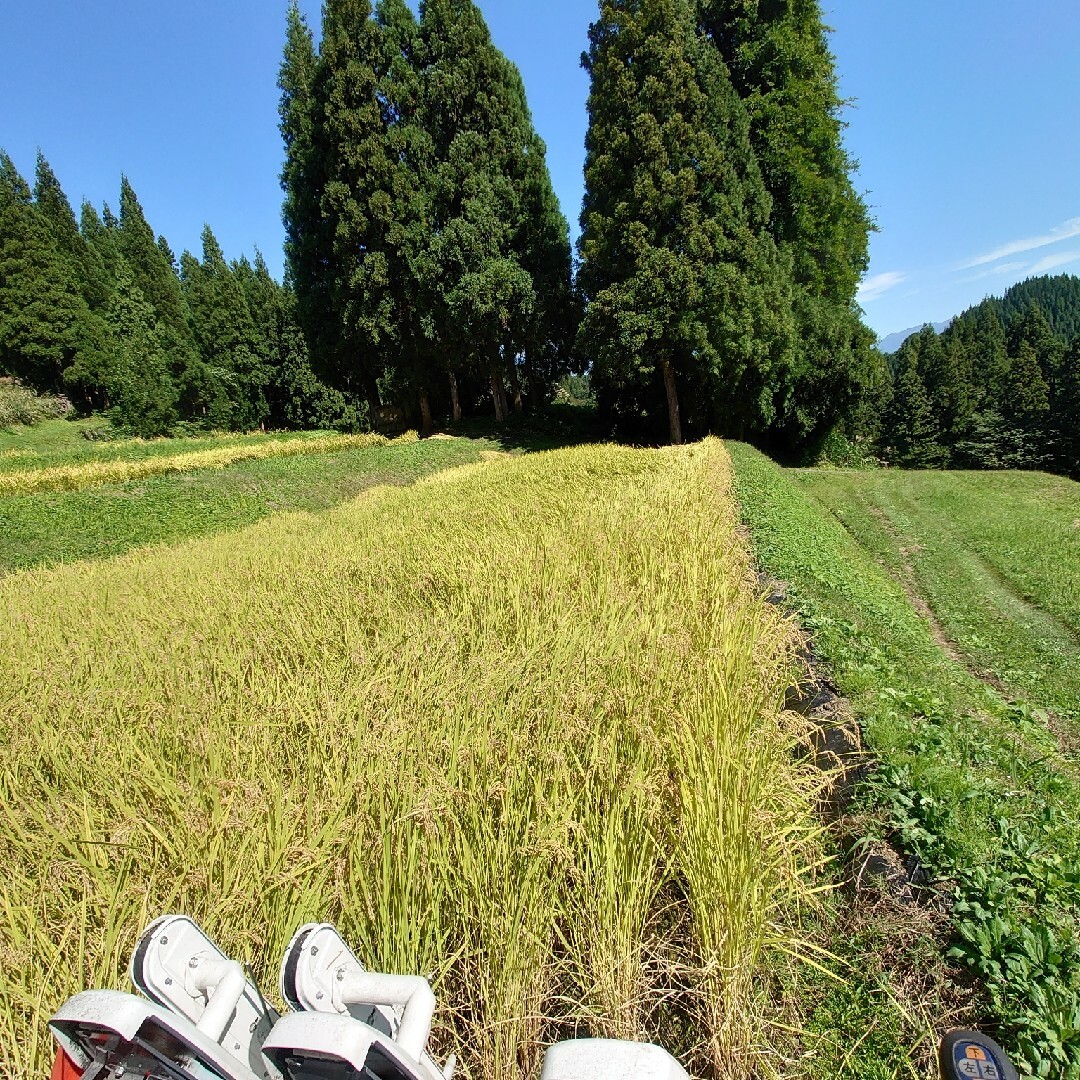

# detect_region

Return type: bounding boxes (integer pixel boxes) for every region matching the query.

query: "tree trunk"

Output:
[366,376,382,420]
[508,359,523,412]
[490,370,507,422]
[498,376,511,420]
[449,371,462,422]
[661,358,682,445]
[522,353,536,405]
[419,387,433,437]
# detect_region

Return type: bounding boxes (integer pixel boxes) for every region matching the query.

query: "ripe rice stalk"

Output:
[444,771,558,1080]
[558,732,666,1042]
[0,438,823,1079]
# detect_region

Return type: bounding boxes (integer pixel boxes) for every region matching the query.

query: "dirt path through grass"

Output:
[862,502,970,667]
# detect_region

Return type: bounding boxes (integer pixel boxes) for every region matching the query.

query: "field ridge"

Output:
[0,430,411,494]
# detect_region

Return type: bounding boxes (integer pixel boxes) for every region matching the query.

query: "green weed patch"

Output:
[729,443,1080,1078]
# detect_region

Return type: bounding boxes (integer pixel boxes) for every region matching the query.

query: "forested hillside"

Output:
[884,274,1080,476]
[970,273,1080,343]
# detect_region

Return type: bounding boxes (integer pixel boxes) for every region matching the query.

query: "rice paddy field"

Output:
[0,436,824,1079]
[0,427,394,494]
[0,432,497,574]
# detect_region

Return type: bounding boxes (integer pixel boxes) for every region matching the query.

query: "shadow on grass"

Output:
[441,403,608,454]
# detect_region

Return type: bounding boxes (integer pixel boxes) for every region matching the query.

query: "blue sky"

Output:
[2,1,1077,339]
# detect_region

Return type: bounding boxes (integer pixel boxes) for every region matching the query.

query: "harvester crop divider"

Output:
[49,914,693,1080]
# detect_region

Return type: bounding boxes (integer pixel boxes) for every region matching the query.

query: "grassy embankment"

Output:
[0,426,510,573]
[794,468,1079,727]
[0,429,399,494]
[729,445,1080,1079]
[0,439,823,1080]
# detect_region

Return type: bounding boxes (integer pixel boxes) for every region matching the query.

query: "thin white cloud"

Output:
[857,271,908,303]
[1028,250,1080,275]
[958,260,1029,285]
[958,216,1080,270]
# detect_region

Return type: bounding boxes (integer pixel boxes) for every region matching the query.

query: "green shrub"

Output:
[0,378,72,429]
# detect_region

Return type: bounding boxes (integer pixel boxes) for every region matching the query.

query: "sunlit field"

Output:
[0,428,398,494]
[0,438,823,1080]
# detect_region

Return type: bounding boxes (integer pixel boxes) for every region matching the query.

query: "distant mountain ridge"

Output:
[878,322,951,354]
[878,273,1080,354]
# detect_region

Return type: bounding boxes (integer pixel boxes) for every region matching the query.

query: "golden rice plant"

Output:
[0,430,412,494]
[559,733,665,1042]
[0,438,823,1080]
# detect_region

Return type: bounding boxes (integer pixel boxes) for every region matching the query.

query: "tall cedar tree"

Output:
[1009,304,1065,408]
[80,201,123,294]
[1055,335,1080,475]
[279,0,571,426]
[371,0,436,429]
[116,178,205,415]
[34,154,112,314]
[308,0,392,410]
[504,65,578,408]
[884,350,947,468]
[106,261,178,435]
[998,340,1050,468]
[181,226,269,430]
[416,0,537,422]
[279,1,332,381]
[577,0,793,444]
[895,324,975,462]
[0,152,103,392]
[697,0,877,450]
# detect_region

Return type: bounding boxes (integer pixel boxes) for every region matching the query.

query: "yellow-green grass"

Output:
[0,430,406,495]
[0,439,822,1080]
[0,435,497,575]
[795,468,1080,724]
[0,418,257,472]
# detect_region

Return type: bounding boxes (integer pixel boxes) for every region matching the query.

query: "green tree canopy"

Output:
[697,0,876,451]
[577,0,792,444]
[0,152,104,393]
[181,226,269,430]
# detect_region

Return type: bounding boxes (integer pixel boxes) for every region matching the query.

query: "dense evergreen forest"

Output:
[0,152,367,437]
[577,0,880,451]
[278,0,577,434]
[885,274,1080,476]
[1,0,1076,479]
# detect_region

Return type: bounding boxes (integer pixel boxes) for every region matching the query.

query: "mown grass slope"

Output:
[729,444,1080,1079]
[796,468,1079,726]
[0,439,820,1080]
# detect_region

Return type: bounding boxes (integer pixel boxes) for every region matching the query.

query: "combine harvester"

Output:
[48,915,689,1080]
[48,914,1019,1080]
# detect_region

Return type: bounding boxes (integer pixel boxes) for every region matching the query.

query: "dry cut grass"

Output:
[0,430,410,494]
[0,438,823,1079]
